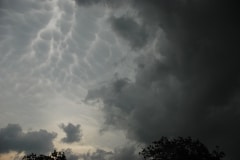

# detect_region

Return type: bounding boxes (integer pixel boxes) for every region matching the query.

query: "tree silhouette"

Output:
[139,137,225,160]
[22,150,66,160]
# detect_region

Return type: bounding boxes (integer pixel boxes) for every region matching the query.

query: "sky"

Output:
[0,0,239,160]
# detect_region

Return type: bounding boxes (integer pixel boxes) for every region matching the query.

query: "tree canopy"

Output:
[22,150,66,160]
[139,137,225,160]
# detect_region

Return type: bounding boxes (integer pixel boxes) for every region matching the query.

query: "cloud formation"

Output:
[1,0,135,157]
[64,146,137,160]
[0,0,239,159]
[0,124,57,154]
[63,149,80,160]
[74,0,125,8]
[84,0,240,159]
[60,123,82,143]
[109,16,148,49]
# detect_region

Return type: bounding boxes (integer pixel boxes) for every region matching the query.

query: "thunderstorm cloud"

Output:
[0,0,239,160]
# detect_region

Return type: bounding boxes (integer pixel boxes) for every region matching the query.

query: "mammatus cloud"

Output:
[0,0,239,159]
[0,0,135,157]
[84,0,240,159]
[59,123,82,143]
[0,124,57,154]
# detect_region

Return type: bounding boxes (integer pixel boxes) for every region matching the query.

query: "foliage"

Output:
[22,150,66,160]
[139,137,225,160]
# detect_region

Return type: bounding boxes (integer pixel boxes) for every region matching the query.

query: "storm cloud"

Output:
[0,124,57,154]
[109,16,148,49]
[85,0,240,159]
[65,146,137,160]
[1,0,134,157]
[74,0,126,8]
[0,0,239,159]
[60,123,82,143]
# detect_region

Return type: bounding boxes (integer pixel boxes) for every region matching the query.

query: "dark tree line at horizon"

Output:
[22,150,66,160]
[139,137,225,160]
[21,137,225,160]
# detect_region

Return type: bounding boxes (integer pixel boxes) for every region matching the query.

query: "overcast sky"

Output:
[0,0,239,160]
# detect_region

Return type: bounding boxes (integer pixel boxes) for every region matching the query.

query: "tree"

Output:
[22,150,66,160]
[139,137,225,160]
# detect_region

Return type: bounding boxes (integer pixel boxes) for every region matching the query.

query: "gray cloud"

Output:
[0,0,138,158]
[110,146,137,160]
[79,149,112,160]
[74,0,126,8]
[0,0,239,159]
[0,0,118,131]
[68,145,137,160]
[60,123,82,143]
[85,0,240,159]
[0,124,57,154]
[74,0,100,6]
[109,16,148,49]
[63,149,81,160]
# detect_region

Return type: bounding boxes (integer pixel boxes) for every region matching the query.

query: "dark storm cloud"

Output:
[85,0,240,159]
[59,123,82,143]
[74,0,100,6]
[109,16,148,49]
[0,124,57,154]
[74,0,126,8]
